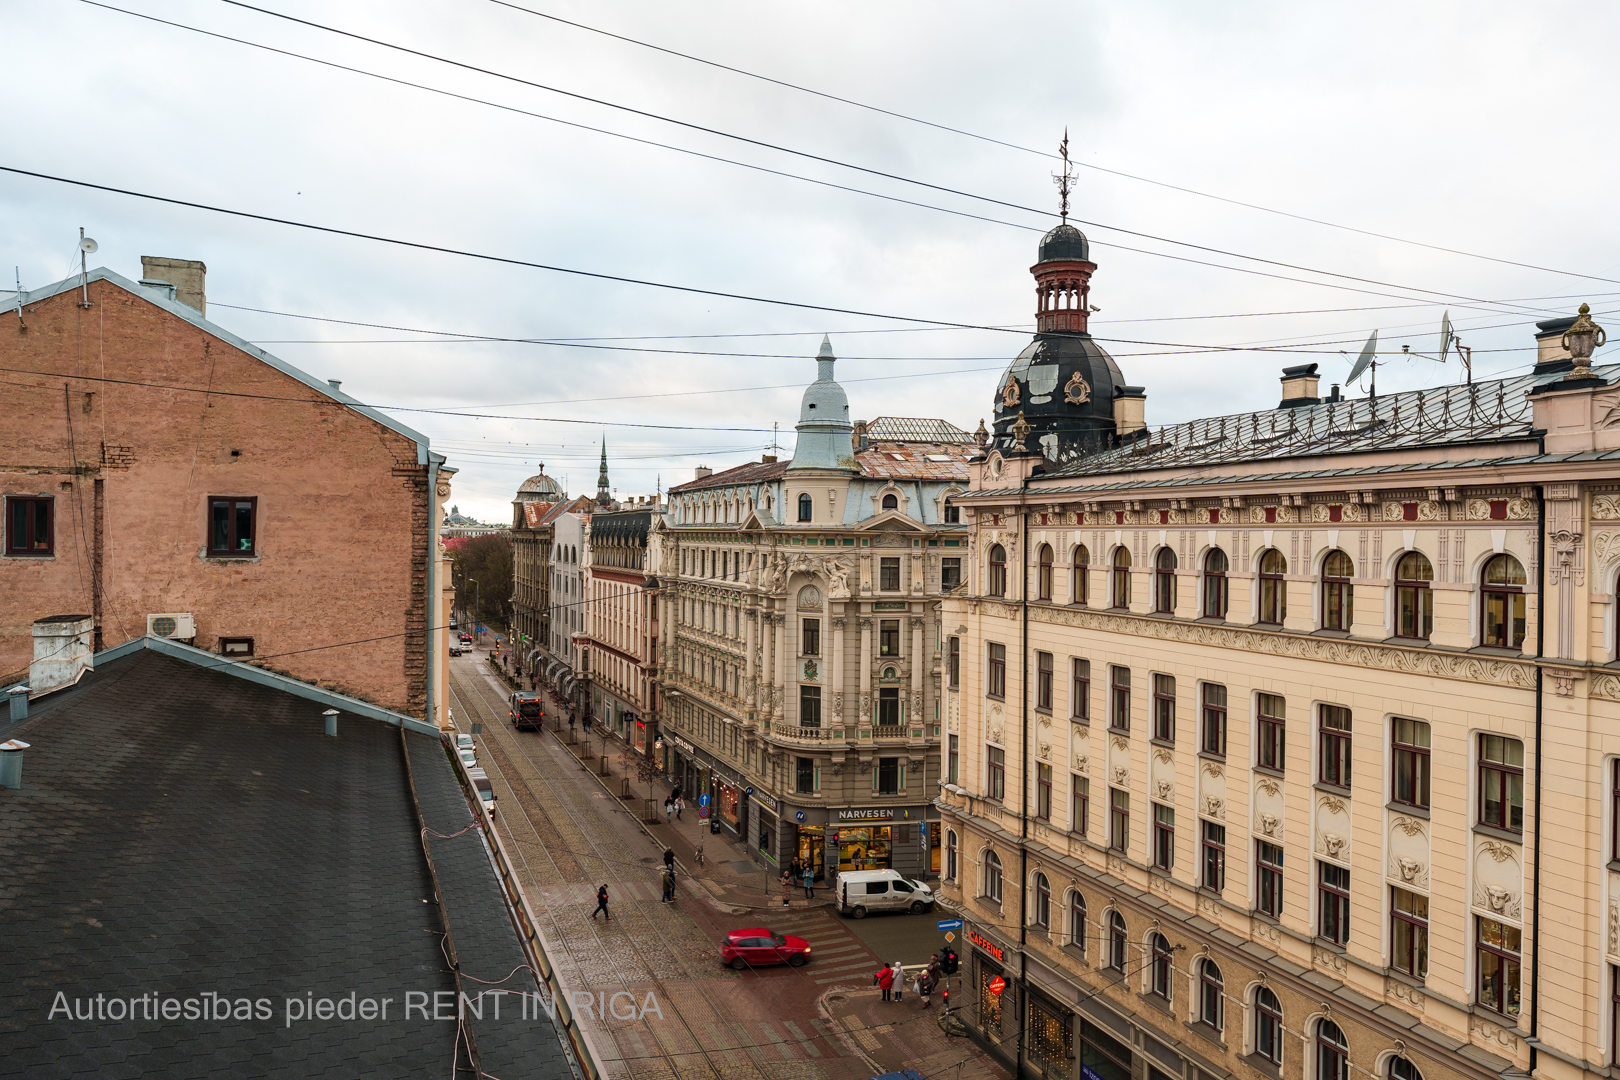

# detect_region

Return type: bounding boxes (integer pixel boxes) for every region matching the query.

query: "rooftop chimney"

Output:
[761,454,778,464]
[694,466,713,481]
[852,419,869,453]
[140,257,206,316]
[1534,315,1578,375]
[30,615,94,697]
[0,739,29,789]
[1112,386,1146,437]
[1279,363,1321,409]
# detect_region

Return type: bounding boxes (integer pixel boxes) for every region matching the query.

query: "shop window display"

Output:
[838,826,892,871]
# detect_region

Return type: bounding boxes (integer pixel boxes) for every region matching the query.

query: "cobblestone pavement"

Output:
[824,986,1014,1080]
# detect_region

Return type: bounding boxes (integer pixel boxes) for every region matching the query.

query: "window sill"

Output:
[1388,800,1430,819]
[1253,765,1285,781]
[1194,615,1227,625]
[1139,993,1172,1016]
[1384,967,1426,991]
[1184,1020,1225,1048]
[1070,716,1090,727]
[203,552,261,562]
[1314,781,1352,799]
[1311,628,1352,639]
[1313,937,1347,954]
[985,695,1005,703]
[1383,635,1433,648]
[1150,737,1175,751]
[1198,750,1227,766]
[1473,822,1524,846]
[1468,645,1526,659]
[2,551,56,559]
[1243,1053,1283,1080]
[1034,707,1053,716]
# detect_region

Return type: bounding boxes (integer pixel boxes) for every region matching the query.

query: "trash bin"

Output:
[710,816,721,835]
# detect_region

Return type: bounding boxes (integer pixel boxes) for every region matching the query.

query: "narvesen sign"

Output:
[837,808,896,822]
[967,929,1004,961]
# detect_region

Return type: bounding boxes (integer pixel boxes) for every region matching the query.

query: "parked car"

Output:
[510,692,544,731]
[458,749,477,769]
[468,768,495,817]
[835,869,935,918]
[718,929,811,970]
[455,734,475,751]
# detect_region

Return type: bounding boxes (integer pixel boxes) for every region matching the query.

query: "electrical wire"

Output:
[476,0,1620,290]
[85,0,1581,316]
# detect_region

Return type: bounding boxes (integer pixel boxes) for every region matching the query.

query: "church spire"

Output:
[596,435,611,507]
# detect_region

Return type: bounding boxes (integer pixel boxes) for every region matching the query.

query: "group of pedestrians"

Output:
[873,954,941,1007]
[663,790,686,823]
[778,857,817,907]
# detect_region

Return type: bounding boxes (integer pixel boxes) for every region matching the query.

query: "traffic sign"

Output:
[698,807,710,818]
[944,932,955,943]
[745,785,754,795]
[988,976,1006,997]
[795,810,806,822]
[937,919,963,931]
[699,794,711,807]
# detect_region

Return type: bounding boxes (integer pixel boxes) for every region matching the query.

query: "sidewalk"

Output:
[822,985,1012,1080]
[520,677,836,913]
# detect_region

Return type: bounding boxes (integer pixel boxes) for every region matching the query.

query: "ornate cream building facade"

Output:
[938,224,1620,1080]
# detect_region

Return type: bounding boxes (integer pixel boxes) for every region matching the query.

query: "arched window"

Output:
[1254,987,1283,1064]
[1482,554,1527,649]
[1203,548,1229,619]
[1108,912,1128,972]
[1322,550,1355,631]
[946,830,958,881]
[988,544,1008,597]
[1069,892,1087,951]
[1071,545,1090,605]
[1316,1020,1349,1080]
[1037,544,1054,601]
[1033,873,1051,928]
[1154,548,1178,613]
[797,493,813,522]
[984,850,1003,902]
[1111,548,1132,609]
[881,493,898,511]
[1258,549,1287,624]
[1389,1057,1424,1080]
[1199,959,1223,1029]
[1396,552,1435,639]
[1150,934,1172,998]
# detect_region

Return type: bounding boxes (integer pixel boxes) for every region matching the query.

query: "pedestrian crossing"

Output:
[741,909,883,986]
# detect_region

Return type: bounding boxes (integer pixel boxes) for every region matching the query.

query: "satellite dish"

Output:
[1347,330,1378,385]
[79,237,98,254]
[1438,310,1452,364]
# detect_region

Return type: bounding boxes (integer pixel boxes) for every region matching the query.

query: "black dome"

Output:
[1038,224,1090,264]
[991,333,1122,462]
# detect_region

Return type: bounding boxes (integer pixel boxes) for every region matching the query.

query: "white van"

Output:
[836,869,934,918]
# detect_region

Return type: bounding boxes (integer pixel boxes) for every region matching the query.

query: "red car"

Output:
[719,928,811,970]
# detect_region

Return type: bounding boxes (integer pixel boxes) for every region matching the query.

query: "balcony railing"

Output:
[871,725,909,739]
[776,725,844,742]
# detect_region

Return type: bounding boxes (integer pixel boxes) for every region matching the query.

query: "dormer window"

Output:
[882,494,898,511]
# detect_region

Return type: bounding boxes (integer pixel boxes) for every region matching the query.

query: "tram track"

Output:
[448,664,830,1080]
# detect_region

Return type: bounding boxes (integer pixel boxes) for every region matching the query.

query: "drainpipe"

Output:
[1016,469,1031,1080]
[426,455,439,727]
[1528,462,1546,1072]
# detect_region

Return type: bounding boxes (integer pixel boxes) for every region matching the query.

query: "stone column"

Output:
[909,616,925,727]
[831,616,846,725]
[774,610,788,723]
[744,609,756,706]
[858,617,873,726]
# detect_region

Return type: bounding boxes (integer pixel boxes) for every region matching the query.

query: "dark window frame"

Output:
[1390,885,1429,981]
[1071,546,1089,605]
[1322,549,1355,631]
[877,687,901,727]
[985,850,1004,903]
[941,557,962,591]
[1256,840,1284,917]
[1391,717,1431,810]
[207,495,258,557]
[1111,547,1132,609]
[1033,872,1051,928]
[799,685,822,728]
[1037,544,1054,601]
[1152,673,1175,743]
[1319,704,1352,789]
[219,636,255,657]
[1257,693,1286,772]
[795,756,816,794]
[988,544,1008,597]
[876,756,900,795]
[1254,987,1283,1065]
[5,495,54,556]
[1317,1020,1349,1080]
[1108,911,1128,972]
[988,642,1006,699]
[1258,549,1287,624]
[1036,651,1054,711]
[948,734,959,785]
[1478,734,1525,833]
[1152,803,1175,870]
[1201,683,1227,757]
[1201,820,1226,892]
[797,493,813,522]
[1069,892,1087,952]
[1475,916,1521,1017]
[1036,763,1053,821]
[1109,788,1130,853]
[1153,547,1177,613]
[1395,551,1435,640]
[1482,553,1527,649]
[1203,548,1228,619]
[1071,658,1090,720]
[1071,774,1089,836]
[1318,860,1351,945]
[879,619,901,657]
[1199,959,1224,1029]
[1150,933,1173,999]
[948,636,960,689]
[987,745,1006,801]
[1110,666,1131,733]
[880,557,901,592]
[802,618,821,657]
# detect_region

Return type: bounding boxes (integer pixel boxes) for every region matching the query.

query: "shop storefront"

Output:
[633,715,648,754]
[717,781,740,833]
[969,929,1008,1046]
[751,789,779,863]
[794,825,826,880]
[1026,992,1074,1079]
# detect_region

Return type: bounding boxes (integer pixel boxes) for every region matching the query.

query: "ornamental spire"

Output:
[596,435,611,507]
[1052,128,1074,224]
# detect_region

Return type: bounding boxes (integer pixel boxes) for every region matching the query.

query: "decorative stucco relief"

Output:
[1472,837,1524,923]
[1316,795,1351,864]
[1019,604,1535,689]
[1387,815,1430,891]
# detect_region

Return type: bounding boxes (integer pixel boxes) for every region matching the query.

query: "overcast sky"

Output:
[6,0,1618,523]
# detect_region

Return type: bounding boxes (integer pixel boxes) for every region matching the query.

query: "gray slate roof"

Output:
[0,648,573,1079]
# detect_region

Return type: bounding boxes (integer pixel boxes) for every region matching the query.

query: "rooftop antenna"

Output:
[77,228,97,309]
[12,267,23,330]
[1437,310,1472,383]
[1052,128,1075,224]
[1347,330,1379,397]
[770,422,781,456]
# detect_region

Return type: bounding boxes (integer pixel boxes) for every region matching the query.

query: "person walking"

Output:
[917,967,934,1008]
[801,867,815,900]
[591,884,610,922]
[674,795,684,821]
[663,848,676,874]
[890,961,906,1003]
[661,869,676,903]
[874,964,895,1002]
[664,796,674,824]
[788,856,802,881]
[780,871,793,908]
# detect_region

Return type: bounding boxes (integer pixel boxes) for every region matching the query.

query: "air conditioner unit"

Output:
[147,613,197,640]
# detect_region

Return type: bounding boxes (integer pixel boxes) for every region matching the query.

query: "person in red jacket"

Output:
[875,964,895,1001]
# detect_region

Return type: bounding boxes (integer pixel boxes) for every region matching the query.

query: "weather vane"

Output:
[1052,128,1075,224]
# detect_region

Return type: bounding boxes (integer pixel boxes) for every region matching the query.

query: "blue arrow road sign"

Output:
[699,794,711,807]
[937,919,963,931]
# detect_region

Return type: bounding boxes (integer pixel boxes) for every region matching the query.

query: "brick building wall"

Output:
[1,270,441,717]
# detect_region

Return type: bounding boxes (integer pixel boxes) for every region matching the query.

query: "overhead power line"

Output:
[85,0,1576,316]
[172,0,1573,315]
[481,0,1620,288]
